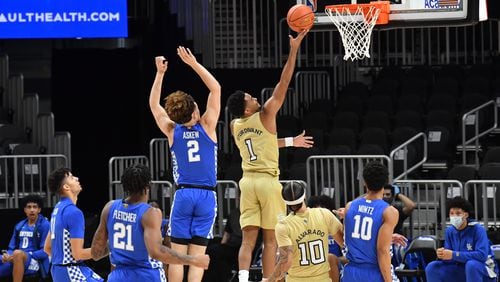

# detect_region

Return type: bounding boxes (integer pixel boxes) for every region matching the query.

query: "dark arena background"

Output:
[0,0,500,280]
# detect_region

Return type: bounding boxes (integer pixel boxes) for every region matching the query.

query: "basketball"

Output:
[287,4,315,32]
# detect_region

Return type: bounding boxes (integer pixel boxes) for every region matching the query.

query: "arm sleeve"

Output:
[7,225,18,253]
[452,225,489,263]
[31,220,50,260]
[444,227,452,250]
[275,222,292,247]
[66,207,85,239]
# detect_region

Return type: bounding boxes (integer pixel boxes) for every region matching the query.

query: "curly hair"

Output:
[448,196,473,214]
[362,161,389,192]
[226,90,246,118]
[164,90,196,124]
[21,194,44,209]
[121,164,151,195]
[47,167,72,194]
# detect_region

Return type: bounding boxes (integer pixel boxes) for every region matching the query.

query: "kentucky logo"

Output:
[466,243,473,250]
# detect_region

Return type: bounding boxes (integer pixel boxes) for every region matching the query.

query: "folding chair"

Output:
[395,235,438,282]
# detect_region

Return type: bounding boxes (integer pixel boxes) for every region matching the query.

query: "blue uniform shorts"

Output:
[51,264,103,282]
[168,188,217,245]
[0,251,40,277]
[108,266,166,282]
[342,263,384,282]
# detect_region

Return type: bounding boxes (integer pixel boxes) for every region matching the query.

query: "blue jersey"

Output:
[49,197,85,265]
[107,200,163,269]
[328,235,342,257]
[344,197,389,266]
[170,123,217,187]
[8,216,50,256]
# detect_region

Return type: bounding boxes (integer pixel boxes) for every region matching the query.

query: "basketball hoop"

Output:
[325,1,390,61]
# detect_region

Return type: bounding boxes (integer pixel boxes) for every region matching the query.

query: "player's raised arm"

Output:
[142,207,209,268]
[177,46,221,131]
[149,56,175,138]
[261,29,308,119]
[91,201,112,260]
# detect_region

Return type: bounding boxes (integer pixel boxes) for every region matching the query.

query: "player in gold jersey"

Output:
[226,29,310,282]
[268,181,344,282]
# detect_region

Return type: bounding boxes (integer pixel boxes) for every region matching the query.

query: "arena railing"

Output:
[149,138,171,181]
[394,180,463,240]
[306,155,392,209]
[460,100,498,169]
[108,156,149,201]
[294,71,331,115]
[0,154,68,209]
[260,87,296,116]
[464,180,500,229]
[390,132,427,181]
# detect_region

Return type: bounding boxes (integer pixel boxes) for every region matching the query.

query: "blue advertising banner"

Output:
[0,0,128,39]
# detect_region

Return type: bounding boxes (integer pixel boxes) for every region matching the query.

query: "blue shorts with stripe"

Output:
[168,188,217,243]
[51,264,103,282]
[108,266,166,282]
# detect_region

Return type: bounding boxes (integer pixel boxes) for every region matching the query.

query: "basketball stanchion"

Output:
[325,1,390,61]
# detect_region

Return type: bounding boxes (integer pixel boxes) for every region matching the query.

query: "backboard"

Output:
[302,0,488,30]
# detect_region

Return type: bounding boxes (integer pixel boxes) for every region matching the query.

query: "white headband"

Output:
[284,192,306,205]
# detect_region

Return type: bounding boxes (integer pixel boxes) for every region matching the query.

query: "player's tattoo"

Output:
[159,245,193,264]
[90,225,109,260]
[268,246,292,282]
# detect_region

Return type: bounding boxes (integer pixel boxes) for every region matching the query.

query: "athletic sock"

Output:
[238,270,249,282]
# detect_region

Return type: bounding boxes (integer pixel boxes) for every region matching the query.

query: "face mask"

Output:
[450,216,463,229]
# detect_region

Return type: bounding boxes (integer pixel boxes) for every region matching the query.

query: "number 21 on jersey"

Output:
[113,222,134,251]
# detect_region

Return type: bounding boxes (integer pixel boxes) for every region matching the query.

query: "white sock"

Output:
[238,270,249,282]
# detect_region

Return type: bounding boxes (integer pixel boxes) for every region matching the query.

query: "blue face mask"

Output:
[450,216,463,229]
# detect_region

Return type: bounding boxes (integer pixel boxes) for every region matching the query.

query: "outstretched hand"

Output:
[155,56,168,73]
[177,46,197,67]
[332,207,345,220]
[289,29,309,50]
[293,130,314,148]
[391,233,408,247]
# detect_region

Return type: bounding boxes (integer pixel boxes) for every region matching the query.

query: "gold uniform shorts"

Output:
[239,172,286,229]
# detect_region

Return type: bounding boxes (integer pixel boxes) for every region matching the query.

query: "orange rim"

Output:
[325,1,390,25]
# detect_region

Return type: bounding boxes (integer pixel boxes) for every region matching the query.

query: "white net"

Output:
[326,5,381,61]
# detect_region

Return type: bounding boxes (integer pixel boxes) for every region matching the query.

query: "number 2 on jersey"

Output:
[187,140,201,162]
[113,222,134,251]
[351,215,373,240]
[244,139,257,161]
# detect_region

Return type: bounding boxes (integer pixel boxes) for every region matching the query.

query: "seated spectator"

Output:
[383,184,416,235]
[0,195,50,282]
[425,196,499,282]
[203,208,242,282]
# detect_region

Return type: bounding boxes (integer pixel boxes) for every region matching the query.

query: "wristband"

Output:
[285,137,294,147]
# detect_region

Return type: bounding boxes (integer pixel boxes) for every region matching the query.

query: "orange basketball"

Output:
[287,4,315,32]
